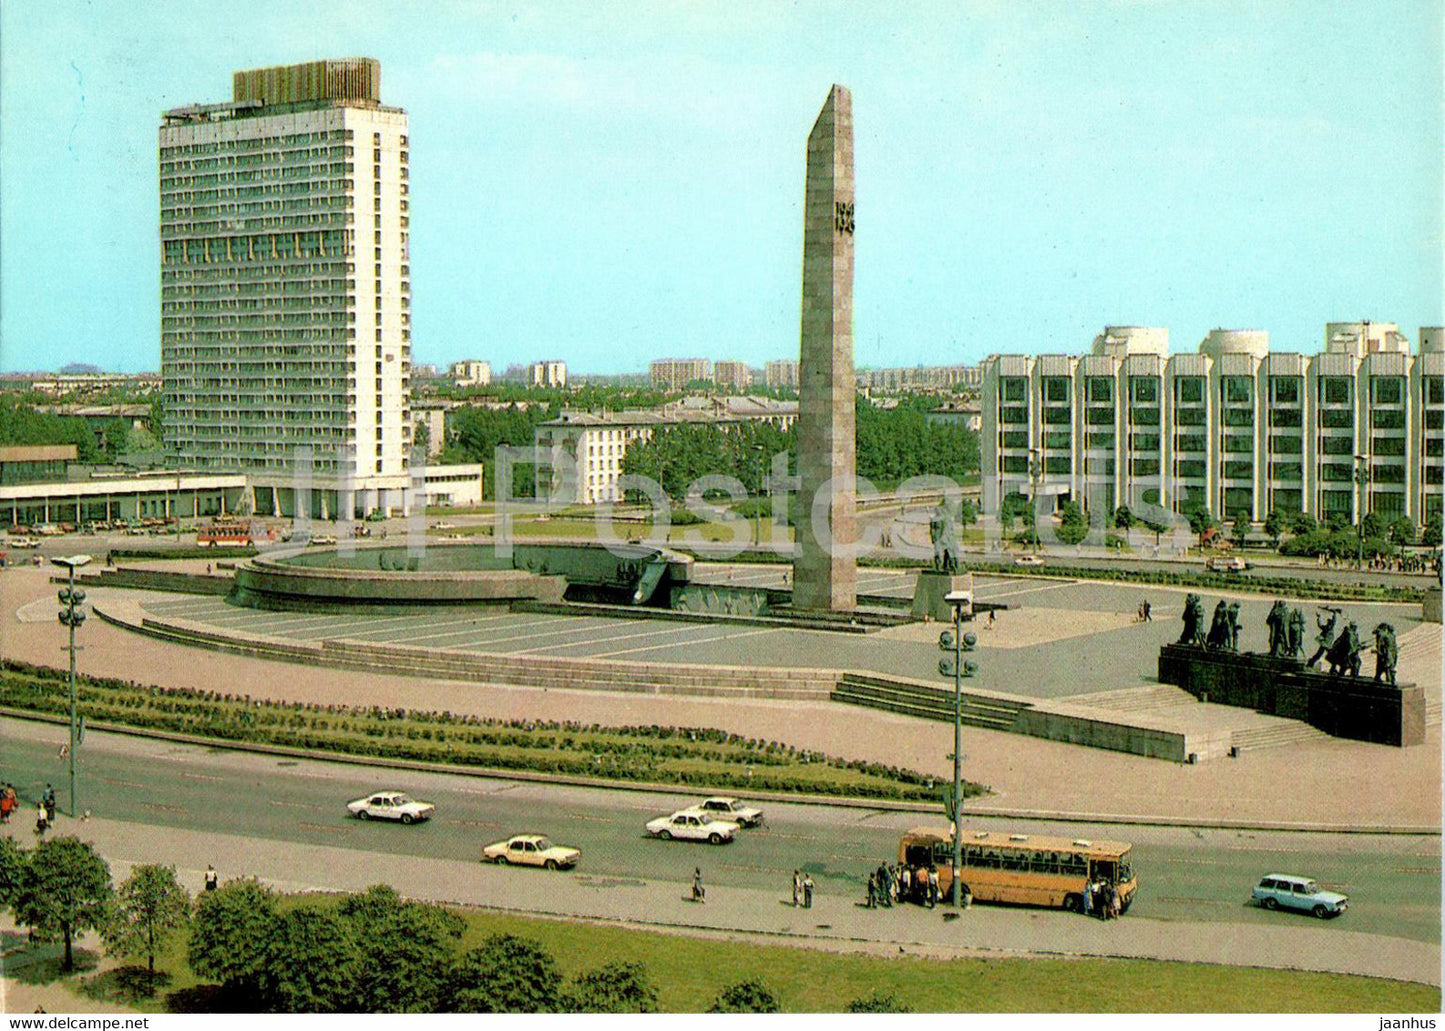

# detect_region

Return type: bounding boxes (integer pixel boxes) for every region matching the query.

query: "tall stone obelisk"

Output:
[792,85,857,612]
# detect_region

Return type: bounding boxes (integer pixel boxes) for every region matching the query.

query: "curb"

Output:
[2,709,1436,837]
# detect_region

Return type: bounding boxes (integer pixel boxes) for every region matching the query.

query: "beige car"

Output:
[482,834,581,870]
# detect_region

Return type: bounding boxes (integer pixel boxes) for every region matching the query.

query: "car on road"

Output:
[1013,554,1045,567]
[1252,874,1347,918]
[347,791,435,824]
[682,797,764,828]
[6,537,40,549]
[482,834,581,869]
[645,810,740,844]
[1206,555,1248,572]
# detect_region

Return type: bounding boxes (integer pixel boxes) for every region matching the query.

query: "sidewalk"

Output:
[2,813,1437,990]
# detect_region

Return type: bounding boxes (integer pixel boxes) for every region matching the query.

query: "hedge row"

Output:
[0,660,979,802]
[108,545,258,560]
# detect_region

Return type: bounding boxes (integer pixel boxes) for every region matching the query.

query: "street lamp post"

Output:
[940,589,974,908]
[1354,455,1370,569]
[52,554,92,818]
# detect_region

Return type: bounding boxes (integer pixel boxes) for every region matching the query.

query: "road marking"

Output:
[271,799,325,810]
[513,621,714,656]
[462,618,651,652]
[102,778,149,790]
[593,626,783,658]
[179,772,225,782]
[975,581,1079,601]
[299,821,349,835]
[142,802,186,814]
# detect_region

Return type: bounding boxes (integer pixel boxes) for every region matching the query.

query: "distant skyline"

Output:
[1,1,1441,375]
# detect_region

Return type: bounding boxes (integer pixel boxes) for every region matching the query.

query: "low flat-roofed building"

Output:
[0,445,78,486]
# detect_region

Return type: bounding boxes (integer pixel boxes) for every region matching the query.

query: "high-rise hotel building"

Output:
[981,323,1444,527]
[160,59,413,518]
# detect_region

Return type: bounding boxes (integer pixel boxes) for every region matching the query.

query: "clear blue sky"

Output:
[1,0,1440,374]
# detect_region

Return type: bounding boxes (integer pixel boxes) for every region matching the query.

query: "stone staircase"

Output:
[1066,684,1329,753]
[830,672,1033,731]
[1395,625,1441,727]
[1227,718,1332,752]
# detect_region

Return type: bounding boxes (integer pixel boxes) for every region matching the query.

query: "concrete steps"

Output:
[831,672,1032,731]
[1066,685,1202,715]
[1228,719,1331,752]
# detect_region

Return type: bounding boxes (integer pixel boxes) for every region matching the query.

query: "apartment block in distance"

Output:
[160,58,415,518]
[713,360,751,390]
[649,358,712,390]
[764,359,800,390]
[450,360,491,387]
[981,323,1443,526]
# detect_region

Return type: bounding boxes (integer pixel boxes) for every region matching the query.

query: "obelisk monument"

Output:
[792,85,857,612]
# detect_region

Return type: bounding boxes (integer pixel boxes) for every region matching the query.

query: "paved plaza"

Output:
[2,565,1439,830]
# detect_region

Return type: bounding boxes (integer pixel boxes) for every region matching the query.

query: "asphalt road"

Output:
[3,719,1437,945]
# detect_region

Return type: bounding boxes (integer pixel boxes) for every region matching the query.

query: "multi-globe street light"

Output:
[52,553,91,818]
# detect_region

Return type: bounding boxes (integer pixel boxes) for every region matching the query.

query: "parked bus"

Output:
[898,827,1136,913]
[196,522,254,548]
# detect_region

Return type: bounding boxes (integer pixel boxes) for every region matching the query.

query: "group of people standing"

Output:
[790,869,815,908]
[865,863,950,909]
[1081,879,1122,919]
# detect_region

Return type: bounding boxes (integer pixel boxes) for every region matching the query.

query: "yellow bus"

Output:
[898,827,1137,913]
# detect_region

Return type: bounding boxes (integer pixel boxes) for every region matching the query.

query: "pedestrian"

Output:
[926,867,937,909]
[986,610,996,630]
[204,865,219,892]
[691,867,705,904]
[878,864,894,907]
[1109,883,1122,920]
[1081,880,1093,917]
[1142,600,1152,622]
[900,865,912,903]
[791,869,802,907]
[865,871,877,908]
[35,800,48,835]
[0,786,12,825]
[42,784,56,822]
[802,873,814,909]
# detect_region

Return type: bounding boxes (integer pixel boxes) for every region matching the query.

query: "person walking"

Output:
[865,871,877,909]
[791,869,802,907]
[42,784,56,823]
[691,867,705,903]
[1081,880,1093,917]
[1110,883,1122,920]
[802,873,814,909]
[35,800,48,835]
[926,868,937,909]
[0,786,12,825]
[900,865,912,903]
[204,865,219,892]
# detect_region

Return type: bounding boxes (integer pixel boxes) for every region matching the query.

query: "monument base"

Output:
[912,570,974,622]
[1158,643,1423,747]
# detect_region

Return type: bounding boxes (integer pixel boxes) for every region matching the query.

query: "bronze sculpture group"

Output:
[1177,595,1399,686]
[929,503,960,574]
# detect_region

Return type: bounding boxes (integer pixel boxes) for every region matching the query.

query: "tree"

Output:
[1424,512,1443,548]
[260,906,359,1013]
[1187,507,1217,548]
[1360,511,1386,541]
[11,836,113,971]
[339,884,464,1013]
[103,864,191,981]
[1229,509,1250,547]
[0,837,27,910]
[1056,499,1089,546]
[1113,505,1135,531]
[1388,517,1417,548]
[1262,509,1288,547]
[563,961,660,1013]
[709,979,781,1013]
[958,498,977,525]
[847,991,914,1013]
[1290,510,1317,536]
[412,420,430,454]
[188,878,281,994]
[447,934,561,1013]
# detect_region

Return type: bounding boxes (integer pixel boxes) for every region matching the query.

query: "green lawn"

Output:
[65,903,1440,1014]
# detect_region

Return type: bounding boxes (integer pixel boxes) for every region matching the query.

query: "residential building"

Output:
[713,360,751,390]
[535,396,797,504]
[530,360,567,388]
[649,358,712,390]
[159,58,415,519]
[449,360,491,387]
[980,324,1443,526]
[857,365,981,392]
[764,359,800,390]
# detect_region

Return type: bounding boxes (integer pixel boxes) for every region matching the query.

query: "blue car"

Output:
[1252,874,1347,918]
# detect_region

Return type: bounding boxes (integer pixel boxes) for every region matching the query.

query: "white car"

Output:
[482,834,581,870]
[1206,555,1248,572]
[1013,554,1045,567]
[6,537,40,549]
[646,810,740,844]
[346,791,435,824]
[682,797,764,828]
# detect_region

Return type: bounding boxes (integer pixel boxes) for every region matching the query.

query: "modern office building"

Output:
[159,58,414,519]
[535,396,798,504]
[981,323,1444,526]
[649,358,712,390]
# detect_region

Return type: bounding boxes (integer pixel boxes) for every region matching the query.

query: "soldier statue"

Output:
[1372,623,1399,687]
[1325,621,1363,677]
[930,502,960,574]
[1205,600,1231,650]
[1286,606,1306,659]
[1178,593,1206,647]
[1266,600,1290,658]
[1306,608,1340,668]
[1226,601,1242,653]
